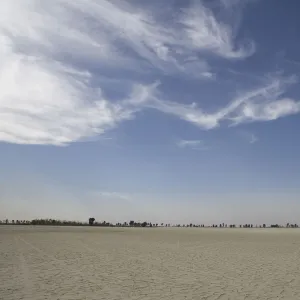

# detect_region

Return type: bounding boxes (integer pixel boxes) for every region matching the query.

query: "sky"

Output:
[1,0,300,225]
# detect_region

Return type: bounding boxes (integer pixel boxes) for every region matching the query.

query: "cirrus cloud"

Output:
[177,139,208,150]
[1,0,299,147]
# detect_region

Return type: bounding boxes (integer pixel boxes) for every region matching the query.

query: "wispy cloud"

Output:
[99,192,130,201]
[230,98,300,124]
[0,53,156,145]
[1,0,299,147]
[249,134,258,144]
[0,0,249,77]
[180,1,255,59]
[0,0,252,146]
[143,98,221,130]
[237,130,258,144]
[227,76,300,125]
[89,191,131,201]
[147,75,299,130]
[177,139,208,150]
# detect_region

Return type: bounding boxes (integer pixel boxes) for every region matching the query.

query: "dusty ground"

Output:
[1,226,300,300]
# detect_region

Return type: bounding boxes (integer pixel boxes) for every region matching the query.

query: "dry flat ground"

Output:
[1,226,300,300]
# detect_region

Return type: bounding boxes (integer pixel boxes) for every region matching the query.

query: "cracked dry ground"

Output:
[1,226,300,300]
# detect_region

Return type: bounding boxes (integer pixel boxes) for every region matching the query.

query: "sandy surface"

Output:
[1,226,300,300]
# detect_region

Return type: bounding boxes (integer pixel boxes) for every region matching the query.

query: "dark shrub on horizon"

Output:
[89,218,95,226]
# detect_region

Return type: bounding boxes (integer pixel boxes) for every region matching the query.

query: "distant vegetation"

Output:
[0,218,298,228]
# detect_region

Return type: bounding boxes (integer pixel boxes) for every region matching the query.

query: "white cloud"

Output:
[237,130,258,144]
[177,139,208,150]
[89,191,131,202]
[1,0,299,147]
[0,50,156,145]
[180,1,255,59]
[227,76,300,125]
[142,98,221,129]
[1,0,247,77]
[142,75,300,130]
[0,0,254,146]
[231,98,300,124]
[220,0,241,8]
[249,134,258,144]
[220,0,253,9]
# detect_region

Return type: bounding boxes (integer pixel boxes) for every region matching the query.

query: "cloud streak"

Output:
[89,191,131,202]
[236,130,258,144]
[0,53,155,145]
[1,0,299,146]
[249,134,258,144]
[0,0,250,76]
[177,139,208,150]
[180,1,255,59]
[140,75,300,130]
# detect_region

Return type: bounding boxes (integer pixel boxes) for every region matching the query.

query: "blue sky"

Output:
[1,0,300,224]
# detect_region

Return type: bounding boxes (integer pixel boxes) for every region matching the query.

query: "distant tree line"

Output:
[0,218,298,229]
[0,219,89,226]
